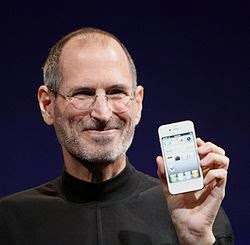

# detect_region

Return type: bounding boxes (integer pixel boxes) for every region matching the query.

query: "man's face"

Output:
[52,39,143,165]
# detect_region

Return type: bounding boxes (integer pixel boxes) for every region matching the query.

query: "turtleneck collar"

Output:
[60,160,140,204]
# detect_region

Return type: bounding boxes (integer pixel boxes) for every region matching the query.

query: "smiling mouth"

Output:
[83,128,118,136]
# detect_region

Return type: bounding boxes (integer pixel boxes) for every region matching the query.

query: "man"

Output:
[0,28,233,244]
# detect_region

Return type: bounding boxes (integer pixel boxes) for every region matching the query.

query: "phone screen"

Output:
[162,132,201,183]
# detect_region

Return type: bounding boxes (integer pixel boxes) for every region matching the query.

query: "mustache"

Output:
[79,119,125,131]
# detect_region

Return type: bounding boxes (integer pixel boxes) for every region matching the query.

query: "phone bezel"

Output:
[158,120,204,194]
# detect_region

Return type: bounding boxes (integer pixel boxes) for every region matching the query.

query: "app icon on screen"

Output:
[192,170,199,178]
[175,156,181,161]
[170,174,177,183]
[185,171,191,180]
[177,173,184,181]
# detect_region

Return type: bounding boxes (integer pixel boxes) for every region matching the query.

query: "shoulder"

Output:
[133,167,161,189]
[132,168,166,203]
[0,177,61,209]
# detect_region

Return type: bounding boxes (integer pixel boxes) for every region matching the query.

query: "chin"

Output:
[75,151,122,165]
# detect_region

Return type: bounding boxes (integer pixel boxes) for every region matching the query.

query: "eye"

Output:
[107,89,128,96]
[72,89,95,99]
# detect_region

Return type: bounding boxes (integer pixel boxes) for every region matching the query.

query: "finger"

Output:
[204,169,228,189]
[200,153,230,170]
[156,156,170,197]
[200,169,227,215]
[196,137,205,147]
[202,169,228,209]
[198,141,226,156]
[156,156,167,184]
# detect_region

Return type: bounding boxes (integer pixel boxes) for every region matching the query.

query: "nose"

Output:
[90,95,113,122]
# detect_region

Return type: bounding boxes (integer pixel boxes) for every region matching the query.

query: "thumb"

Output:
[156,156,172,199]
[156,156,168,186]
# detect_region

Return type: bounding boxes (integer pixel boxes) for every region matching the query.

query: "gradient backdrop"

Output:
[0,3,248,244]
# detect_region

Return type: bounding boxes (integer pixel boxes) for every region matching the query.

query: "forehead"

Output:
[58,37,133,90]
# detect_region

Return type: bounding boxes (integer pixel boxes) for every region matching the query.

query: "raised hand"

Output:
[156,138,229,245]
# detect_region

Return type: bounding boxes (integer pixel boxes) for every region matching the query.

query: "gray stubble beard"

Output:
[53,109,135,166]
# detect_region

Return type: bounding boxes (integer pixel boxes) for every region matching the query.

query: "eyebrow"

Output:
[67,87,95,95]
[67,84,131,94]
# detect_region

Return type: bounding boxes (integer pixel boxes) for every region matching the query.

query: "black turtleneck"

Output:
[61,161,141,203]
[0,161,233,245]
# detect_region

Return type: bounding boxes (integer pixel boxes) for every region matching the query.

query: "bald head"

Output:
[43,28,137,92]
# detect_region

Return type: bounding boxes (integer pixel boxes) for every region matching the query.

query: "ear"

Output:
[134,85,144,125]
[37,85,54,125]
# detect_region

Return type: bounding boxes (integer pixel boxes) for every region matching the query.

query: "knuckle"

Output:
[206,141,213,148]
[206,152,218,162]
[204,142,214,152]
[225,156,230,165]
[222,169,228,178]
[205,152,215,163]
[220,148,226,155]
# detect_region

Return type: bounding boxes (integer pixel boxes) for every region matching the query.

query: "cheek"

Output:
[127,105,138,123]
[117,109,137,128]
[134,103,142,125]
[54,101,87,120]
[63,109,89,124]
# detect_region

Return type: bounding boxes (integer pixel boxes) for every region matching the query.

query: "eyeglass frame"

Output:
[47,86,136,113]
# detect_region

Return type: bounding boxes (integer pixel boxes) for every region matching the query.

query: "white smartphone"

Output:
[158,120,204,194]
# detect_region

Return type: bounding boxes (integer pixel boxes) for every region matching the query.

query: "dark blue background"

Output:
[0,2,249,244]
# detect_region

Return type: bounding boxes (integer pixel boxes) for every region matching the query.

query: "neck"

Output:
[62,149,127,183]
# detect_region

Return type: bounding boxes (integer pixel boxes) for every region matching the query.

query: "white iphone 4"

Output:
[158,120,204,194]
